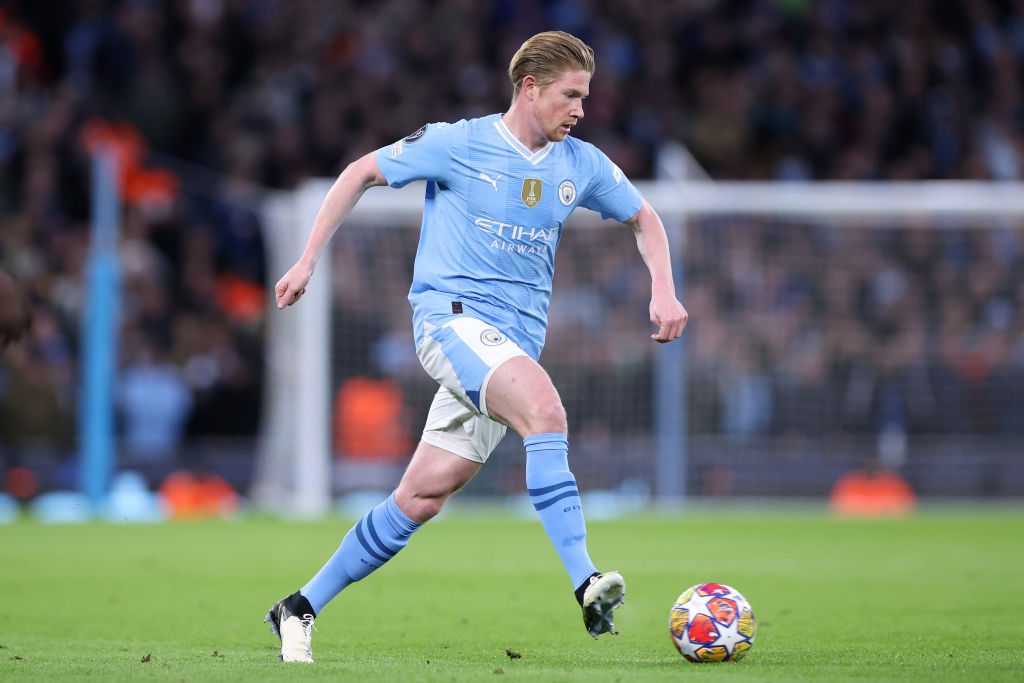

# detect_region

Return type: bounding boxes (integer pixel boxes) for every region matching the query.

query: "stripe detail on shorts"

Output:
[426,324,490,409]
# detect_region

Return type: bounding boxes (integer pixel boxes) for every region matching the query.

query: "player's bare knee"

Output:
[405,493,446,523]
[422,496,446,520]
[525,399,567,435]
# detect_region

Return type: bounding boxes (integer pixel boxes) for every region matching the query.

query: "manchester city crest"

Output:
[479,328,507,346]
[558,180,577,206]
[521,178,542,208]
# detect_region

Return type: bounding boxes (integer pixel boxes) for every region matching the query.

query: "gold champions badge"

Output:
[521,178,542,208]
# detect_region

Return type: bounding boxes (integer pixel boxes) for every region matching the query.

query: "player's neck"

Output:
[500,108,549,153]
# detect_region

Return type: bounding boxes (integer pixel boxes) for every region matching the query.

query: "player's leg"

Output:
[267,386,489,663]
[485,357,625,637]
[298,440,480,612]
[411,315,621,635]
[394,439,482,522]
[484,355,567,436]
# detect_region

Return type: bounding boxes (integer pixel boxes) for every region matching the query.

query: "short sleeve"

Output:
[375,122,456,188]
[579,147,644,222]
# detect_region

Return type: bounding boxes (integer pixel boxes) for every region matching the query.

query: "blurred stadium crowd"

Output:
[2,1,1024,488]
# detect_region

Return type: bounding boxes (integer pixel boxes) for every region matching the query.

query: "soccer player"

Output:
[267,30,687,663]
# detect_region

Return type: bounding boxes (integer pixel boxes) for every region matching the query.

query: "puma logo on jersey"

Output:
[478,172,501,191]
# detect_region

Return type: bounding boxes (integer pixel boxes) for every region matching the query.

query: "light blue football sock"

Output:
[300,492,420,614]
[524,433,598,590]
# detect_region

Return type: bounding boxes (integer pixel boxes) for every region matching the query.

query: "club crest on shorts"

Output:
[558,180,577,206]
[479,328,507,346]
[521,178,542,208]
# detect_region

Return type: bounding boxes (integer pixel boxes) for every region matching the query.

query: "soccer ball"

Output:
[669,582,755,663]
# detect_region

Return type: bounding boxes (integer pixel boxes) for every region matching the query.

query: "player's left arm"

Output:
[624,200,688,343]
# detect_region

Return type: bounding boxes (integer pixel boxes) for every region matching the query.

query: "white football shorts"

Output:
[416,316,527,463]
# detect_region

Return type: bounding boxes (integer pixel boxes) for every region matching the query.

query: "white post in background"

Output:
[253,192,301,512]
[254,185,331,517]
[289,180,332,517]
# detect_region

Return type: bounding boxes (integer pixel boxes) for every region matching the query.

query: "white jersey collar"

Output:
[494,117,555,165]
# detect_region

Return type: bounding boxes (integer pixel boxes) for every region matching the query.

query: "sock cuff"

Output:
[294,591,317,617]
[385,493,421,535]
[523,432,568,449]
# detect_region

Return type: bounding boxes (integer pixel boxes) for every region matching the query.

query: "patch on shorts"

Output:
[479,328,507,346]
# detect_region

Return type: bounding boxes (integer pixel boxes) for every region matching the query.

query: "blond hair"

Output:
[508,31,595,98]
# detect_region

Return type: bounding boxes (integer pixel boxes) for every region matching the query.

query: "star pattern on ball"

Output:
[684,587,752,657]
[685,590,719,620]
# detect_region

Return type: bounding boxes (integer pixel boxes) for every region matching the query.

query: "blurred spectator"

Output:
[830,460,917,517]
[158,469,239,518]
[720,341,773,439]
[118,333,193,462]
[333,375,412,462]
[0,268,31,347]
[0,338,74,458]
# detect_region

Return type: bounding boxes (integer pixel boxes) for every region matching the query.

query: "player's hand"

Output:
[650,292,687,343]
[275,260,315,309]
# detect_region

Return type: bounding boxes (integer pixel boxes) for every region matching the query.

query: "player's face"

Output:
[535,69,590,142]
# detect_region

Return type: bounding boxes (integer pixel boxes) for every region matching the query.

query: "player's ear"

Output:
[521,74,539,100]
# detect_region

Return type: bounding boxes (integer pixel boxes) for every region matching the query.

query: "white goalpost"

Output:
[256,179,1024,516]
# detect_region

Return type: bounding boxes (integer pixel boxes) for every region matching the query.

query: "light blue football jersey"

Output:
[375,113,644,359]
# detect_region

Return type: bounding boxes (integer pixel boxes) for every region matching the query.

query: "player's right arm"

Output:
[275,152,387,309]
[276,122,456,309]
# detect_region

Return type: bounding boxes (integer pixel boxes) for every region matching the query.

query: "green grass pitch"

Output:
[1,508,1022,681]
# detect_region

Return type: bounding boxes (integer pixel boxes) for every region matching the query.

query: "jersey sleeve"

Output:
[578,146,644,222]
[375,122,457,188]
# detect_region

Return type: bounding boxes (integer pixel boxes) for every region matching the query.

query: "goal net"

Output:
[256,180,1024,515]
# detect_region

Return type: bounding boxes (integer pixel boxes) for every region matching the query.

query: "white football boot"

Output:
[581,571,626,638]
[265,592,316,663]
